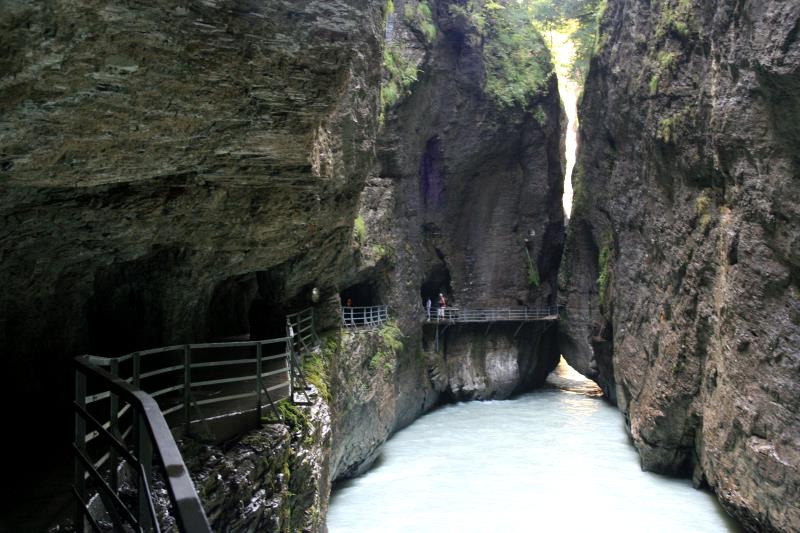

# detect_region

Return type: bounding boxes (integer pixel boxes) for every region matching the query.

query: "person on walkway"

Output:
[437,293,446,320]
[426,298,432,321]
[345,297,353,326]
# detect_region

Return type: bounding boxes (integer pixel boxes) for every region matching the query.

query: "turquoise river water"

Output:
[327,359,739,532]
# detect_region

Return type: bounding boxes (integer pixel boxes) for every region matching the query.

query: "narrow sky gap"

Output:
[548,30,579,218]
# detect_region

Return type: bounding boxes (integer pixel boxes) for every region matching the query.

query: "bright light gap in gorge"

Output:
[549,29,579,218]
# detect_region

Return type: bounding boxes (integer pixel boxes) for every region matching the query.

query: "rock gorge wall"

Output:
[560,1,800,530]
[0,0,382,463]
[1,0,566,529]
[180,387,331,532]
[328,0,565,479]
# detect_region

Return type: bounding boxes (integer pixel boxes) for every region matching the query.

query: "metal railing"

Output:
[73,336,303,531]
[287,307,319,354]
[423,305,560,323]
[74,357,212,533]
[341,305,389,329]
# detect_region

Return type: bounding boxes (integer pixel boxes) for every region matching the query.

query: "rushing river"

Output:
[327,359,738,533]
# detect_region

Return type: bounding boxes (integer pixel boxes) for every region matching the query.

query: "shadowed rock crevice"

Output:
[420,135,446,211]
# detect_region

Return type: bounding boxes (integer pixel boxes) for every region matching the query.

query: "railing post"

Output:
[256,342,263,420]
[310,309,319,344]
[74,369,87,533]
[183,345,191,435]
[136,413,154,532]
[132,352,140,388]
[109,358,120,495]
[287,338,294,401]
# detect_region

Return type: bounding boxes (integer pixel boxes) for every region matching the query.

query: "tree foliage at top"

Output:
[483,1,553,107]
[529,0,607,81]
[450,1,553,108]
[449,0,606,104]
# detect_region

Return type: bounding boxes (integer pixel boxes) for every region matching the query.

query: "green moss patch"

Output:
[597,235,614,307]
[404,0,437,44]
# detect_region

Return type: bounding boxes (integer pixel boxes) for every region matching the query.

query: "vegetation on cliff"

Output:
[527,0,607,82]
[303,337,334,403]
[596,236,613,308]
[448,1,553,107]
[403,0,437,43]
[380,0,432,121]
[370,321,404,375]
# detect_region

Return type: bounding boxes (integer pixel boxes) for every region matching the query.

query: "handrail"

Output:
[73,305,327,532]
[286,307,319,354]
[340,304,389,329]
[73,335,300,530]
[82,338,293,442]
[423,305,560,323]
[74,356,212,533]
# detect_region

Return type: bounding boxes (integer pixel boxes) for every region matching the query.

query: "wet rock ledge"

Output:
[181,388,331,533]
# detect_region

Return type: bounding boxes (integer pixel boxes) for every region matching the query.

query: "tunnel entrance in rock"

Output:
[420,264,453,306]
[207,269,311,341]
[207,273,259,341]
[247,299,287,340]
[87,248,177,355]
[340,281,380,307]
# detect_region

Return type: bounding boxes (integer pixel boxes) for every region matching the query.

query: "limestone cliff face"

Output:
[327,0,564,479]
[560,1,800,530]
[0,0,381,449]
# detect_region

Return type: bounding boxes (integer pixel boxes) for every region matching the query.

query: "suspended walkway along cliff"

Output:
[423,305,560,351]
[72,305,560,530]
[424,305,560,323]
[72,308,318,531]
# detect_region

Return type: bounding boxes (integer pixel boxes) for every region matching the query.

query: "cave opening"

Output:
[546,356,603,396]
[248,279,314,341]
[420,263,453,306]
[207,270,313,342]
[207,273,259,341]
[248,299,288,340]
[87,248,176,355]
[340,281,381,307]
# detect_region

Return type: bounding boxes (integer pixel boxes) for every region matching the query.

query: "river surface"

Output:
[327,359,739,532]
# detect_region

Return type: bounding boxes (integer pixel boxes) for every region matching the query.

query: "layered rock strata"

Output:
[0,0,381,466]
[560,1,800,530]
[0,2,382,529]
